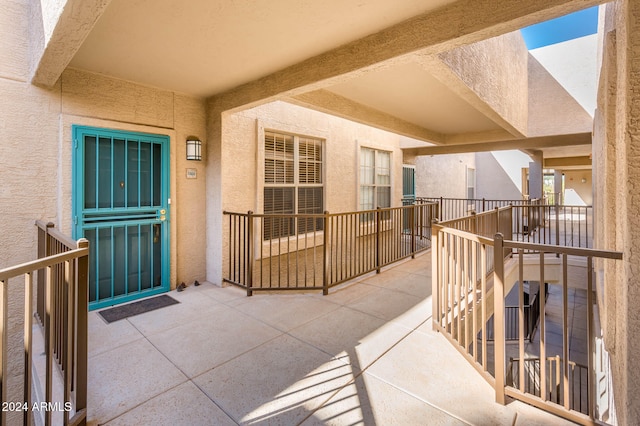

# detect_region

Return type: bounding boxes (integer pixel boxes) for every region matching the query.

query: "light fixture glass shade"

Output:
[186,138,202,161]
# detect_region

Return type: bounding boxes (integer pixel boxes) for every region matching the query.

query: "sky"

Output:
[520,6,600,116]
[520,6,599,50]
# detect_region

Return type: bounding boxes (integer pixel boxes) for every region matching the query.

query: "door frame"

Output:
[72,125,171,310]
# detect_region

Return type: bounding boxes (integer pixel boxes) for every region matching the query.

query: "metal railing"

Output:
[507,356,590,415]
[224,203,438,295]
[0,221,89,426]
[418,197,592,249]
[417,196,538,222]
[431,208,622,425]
[485,282,545,342]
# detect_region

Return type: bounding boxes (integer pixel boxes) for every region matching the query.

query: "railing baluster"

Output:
[562,254,569,410]
[539,252,546,403]
[493,233,506,404]
[24,272,33,426]
[0,278,7,426]
[518,250,525,393]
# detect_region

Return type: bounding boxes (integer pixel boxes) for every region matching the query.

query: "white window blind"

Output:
[360,148,391,211]
[467,167,476,200]
[264,131,324,239]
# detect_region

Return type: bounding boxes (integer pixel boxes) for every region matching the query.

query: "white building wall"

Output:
[413,153,476,199]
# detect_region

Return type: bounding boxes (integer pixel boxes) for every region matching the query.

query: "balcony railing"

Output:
[431,206,621,425]
[0,221,89,426]
[223,202,438,295]
[420,197,592,249]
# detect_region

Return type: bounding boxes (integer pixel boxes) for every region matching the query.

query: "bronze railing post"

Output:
[246,211,253,297]
[376,207,382,273]
[323,211,330,295]
[410,205,416,258]
[75,238,89,426]
[493,233,506,405]
[0,277,7,426]
[37,222,55,324]
[431,219,440,331]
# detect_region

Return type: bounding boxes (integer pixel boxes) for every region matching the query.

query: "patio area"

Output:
[86,252,573,425]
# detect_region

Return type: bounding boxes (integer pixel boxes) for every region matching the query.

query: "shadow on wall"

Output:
[563,188,587,206]
[475,152,525,200]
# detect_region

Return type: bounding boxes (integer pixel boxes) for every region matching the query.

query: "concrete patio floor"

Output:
[87,252,575,425]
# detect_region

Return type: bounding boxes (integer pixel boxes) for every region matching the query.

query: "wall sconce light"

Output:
[186,137,202,161]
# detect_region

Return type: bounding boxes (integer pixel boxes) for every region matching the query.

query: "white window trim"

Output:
[255,120,327,253]
[357,143,393,211]
[256,119,329,213]
[466,166,476,211]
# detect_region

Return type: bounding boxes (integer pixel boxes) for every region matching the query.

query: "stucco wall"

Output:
[216,101,406,282]
[438,31,528,137]
[562,169,593,205]
[528,53,593,137]
[0,6,207,405]
[413,153,475,199]
[221,101,405,213]
[593,1,640,423]
[475,151,529,200]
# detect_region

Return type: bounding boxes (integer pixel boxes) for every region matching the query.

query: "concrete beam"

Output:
[444,129,518,145]
[30,0,111,87]
[403,132,592,156]
[209,0,607,114]
[416,54,526,139]
[544,156,592,168]
[287,90,444,143]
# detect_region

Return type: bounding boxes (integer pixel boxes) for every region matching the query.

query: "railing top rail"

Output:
[0,247,89,281]
[506,240,622,259]
[417,196,538,203]
[432,223,494,246]
[418,196,593,208]
[223,202,438,219]
[509,356,587,369]
[36,220,77,249]
[438,204,509,228]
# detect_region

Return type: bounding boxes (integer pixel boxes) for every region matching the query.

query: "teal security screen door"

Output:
[73,126,170,310]
[402,165,416,202]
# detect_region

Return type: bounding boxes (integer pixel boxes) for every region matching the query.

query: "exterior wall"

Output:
[475,151,529,200]
[438,31,528,137]
[217,101,406,281]
[528,53,593,137]
[593,1,640,423]
[0,3,207,403]
[221,101,405,213]
[562,169,593,205]
[413,153,475,199]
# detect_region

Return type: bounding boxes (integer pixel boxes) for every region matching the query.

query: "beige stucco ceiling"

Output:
[69,0,456,97]
[66,0,597,158]
[326,62,501,135]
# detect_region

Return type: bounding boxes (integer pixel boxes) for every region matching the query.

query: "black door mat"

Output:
[98,295,179,323]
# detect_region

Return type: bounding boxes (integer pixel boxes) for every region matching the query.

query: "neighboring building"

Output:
[1,0,639,424]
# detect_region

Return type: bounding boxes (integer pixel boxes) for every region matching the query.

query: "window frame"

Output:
[262,130,325,240]
[359,146,392,212]
[466,166,476,211]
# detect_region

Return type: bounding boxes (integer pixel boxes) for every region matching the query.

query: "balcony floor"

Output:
[87,252,574,425]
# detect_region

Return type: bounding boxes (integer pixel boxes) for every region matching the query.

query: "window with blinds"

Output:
[467,167,476,199]
[360,148,391,215]
[264,131,324,239]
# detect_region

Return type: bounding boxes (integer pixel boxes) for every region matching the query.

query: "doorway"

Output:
[72,126,170,310]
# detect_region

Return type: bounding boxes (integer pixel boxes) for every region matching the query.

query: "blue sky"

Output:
[520,6,599,50]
